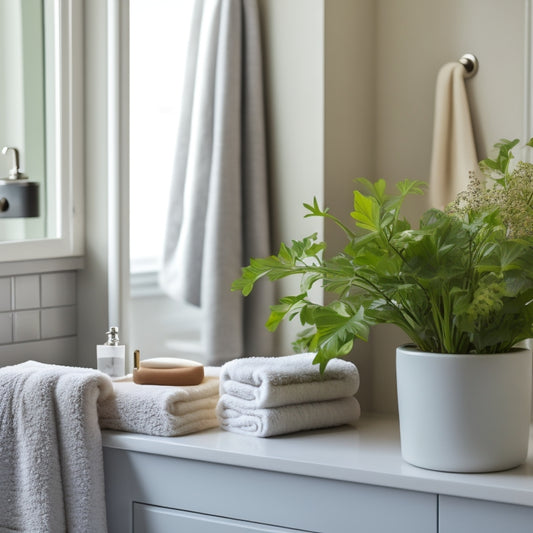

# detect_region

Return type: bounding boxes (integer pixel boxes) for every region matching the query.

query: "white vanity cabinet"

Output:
[439,496,533,533]
[103,447,435,532]
[102,416,533,533]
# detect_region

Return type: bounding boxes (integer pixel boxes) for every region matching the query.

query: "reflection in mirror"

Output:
[0,0,49,241]
[0,0,83,262]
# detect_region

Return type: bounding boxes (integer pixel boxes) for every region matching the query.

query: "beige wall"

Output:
[372,0,528,413]
[324,0,376,414]
[258,0,326,353]
[258,0,530,413]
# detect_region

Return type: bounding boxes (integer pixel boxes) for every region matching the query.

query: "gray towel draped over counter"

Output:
[0,361,112,533]
[159,0,274,365]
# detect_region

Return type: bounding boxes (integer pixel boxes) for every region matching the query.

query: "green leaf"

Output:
[265,308,287,332]
[479,138,520,178]
[278,242,294,264]
[313,304,370,351]
[299,302,322,326]
[235,170,533,370]
[305,197,356,239]
[303,197,329,218]
[354,177,388,204]
[232,234,325,296]
[265,294,307,331]
[300,272,323,292]
[396,179,427,197]
[291,327,317,353]
[351,191,381,232]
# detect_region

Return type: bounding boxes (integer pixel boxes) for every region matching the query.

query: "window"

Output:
[129,0,193,277]
[128,0,202,360]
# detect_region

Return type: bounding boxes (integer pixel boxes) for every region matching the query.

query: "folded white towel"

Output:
[0,360,113,533]
[220,353,359,408]
[98,367,220,436]
[217,394,361,437]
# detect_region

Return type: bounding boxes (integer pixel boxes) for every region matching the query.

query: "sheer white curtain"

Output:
[159,0,274,365]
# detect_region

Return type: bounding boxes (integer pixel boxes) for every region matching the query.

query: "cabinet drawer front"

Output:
[105,448,437,533]
[133,503,311,533]
[439,495,533,533]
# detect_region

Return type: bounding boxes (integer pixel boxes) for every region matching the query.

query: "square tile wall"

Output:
[14,275,40,310]
[13,310,41,342]
[0,312,12,344]
[0,278,11,312]
[0,271,77,345]
[41,272,76,307]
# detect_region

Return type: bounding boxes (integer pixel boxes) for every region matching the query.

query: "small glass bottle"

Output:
[97,326,125,378]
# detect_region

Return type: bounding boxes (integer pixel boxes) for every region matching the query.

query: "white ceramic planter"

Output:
[396,345,532,473]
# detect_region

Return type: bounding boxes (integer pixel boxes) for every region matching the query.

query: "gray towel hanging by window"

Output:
[159,0,274,364]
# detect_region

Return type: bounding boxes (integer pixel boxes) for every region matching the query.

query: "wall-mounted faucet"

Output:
[0,147,39,217]
[1,146,28,181]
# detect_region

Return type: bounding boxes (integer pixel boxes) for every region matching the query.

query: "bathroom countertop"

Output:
[101,415,533,507]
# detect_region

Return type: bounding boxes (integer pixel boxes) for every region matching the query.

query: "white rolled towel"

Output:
[98,367,220,437]
[220,353,359,408]
[216,394,361,437]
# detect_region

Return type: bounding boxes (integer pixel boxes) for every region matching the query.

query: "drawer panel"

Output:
[104,447,437,533]
[133,503,311,533]
[439,495,533,533]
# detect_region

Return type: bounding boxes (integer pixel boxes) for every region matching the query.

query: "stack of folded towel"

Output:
[216,353,360,437]
[98,367,220,436]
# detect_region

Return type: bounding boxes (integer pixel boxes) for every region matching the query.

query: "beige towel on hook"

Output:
[429,62,479,209]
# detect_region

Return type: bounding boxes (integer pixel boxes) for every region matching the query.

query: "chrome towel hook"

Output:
[459,53,479,78]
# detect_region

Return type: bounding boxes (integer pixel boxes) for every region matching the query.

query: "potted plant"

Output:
[233,138,533,472]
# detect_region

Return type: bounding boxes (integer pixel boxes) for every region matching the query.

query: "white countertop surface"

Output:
[102,415,533,507]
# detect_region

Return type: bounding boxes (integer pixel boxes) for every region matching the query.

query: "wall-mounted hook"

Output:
[459,53,479,78]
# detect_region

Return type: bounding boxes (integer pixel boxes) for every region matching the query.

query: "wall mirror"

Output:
[0,0,83,262]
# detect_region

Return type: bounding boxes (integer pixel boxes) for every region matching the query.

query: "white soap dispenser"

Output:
[97,326,125,378]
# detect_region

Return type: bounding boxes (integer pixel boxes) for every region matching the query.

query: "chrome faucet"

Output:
[1,146,27,180]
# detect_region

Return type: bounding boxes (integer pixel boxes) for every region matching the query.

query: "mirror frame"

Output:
[0,0,83,262]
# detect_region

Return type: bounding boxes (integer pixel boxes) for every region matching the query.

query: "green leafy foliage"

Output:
[479,138,520,182]
[232,139,533,371]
